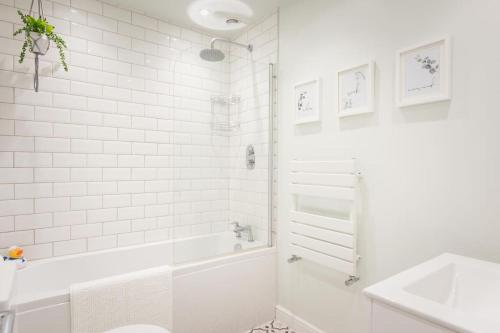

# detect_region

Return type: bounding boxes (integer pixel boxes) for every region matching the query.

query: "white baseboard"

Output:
[275,305,325,333]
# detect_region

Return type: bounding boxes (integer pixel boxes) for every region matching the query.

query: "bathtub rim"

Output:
[13,243,276,313]
[20,232,256,268]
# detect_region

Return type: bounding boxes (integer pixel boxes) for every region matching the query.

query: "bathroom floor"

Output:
[248,320,294,333]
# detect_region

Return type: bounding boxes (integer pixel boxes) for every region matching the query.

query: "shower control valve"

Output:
[246,145,255,170]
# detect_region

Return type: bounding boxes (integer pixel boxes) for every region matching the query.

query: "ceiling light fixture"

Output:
[187,0,253,31]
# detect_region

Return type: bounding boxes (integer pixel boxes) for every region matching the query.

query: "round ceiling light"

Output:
[188,0,253,31]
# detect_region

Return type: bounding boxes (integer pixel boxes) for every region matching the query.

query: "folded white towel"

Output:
[70,266,172,333]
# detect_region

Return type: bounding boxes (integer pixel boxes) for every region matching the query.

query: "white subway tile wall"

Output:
[0,0,277,259]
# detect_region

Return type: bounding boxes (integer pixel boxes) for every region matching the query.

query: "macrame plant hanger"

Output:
[28,0,48,92]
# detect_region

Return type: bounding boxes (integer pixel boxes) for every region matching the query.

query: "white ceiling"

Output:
[107,0,280,39]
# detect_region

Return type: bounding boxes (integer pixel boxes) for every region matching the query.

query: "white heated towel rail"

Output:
[288,159,361,286]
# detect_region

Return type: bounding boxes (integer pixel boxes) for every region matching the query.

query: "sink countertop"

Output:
[364,253,500,333]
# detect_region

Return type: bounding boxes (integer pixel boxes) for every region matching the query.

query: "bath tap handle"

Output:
[231,222,243,238]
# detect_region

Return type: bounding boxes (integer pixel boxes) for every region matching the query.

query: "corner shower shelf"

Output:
[288,159,362,286]
[211,95,241,132]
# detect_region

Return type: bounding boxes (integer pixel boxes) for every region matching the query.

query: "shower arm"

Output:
[209,38,253,52]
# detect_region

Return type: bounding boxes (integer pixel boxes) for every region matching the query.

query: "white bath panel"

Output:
[173,249,276,333]
[275,306,326,333]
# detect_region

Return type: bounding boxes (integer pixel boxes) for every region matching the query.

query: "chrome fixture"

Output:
[246,145,255,169]
[231,222,254,242]
[200,38,253,62]
[0,311,15,333]
[267,63,276,247]
[345,275,360,287]
[287,255,302,263]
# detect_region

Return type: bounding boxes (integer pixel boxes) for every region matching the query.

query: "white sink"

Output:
[364,253,500,333]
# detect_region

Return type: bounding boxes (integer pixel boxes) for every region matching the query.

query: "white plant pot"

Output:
[31,33,50,55]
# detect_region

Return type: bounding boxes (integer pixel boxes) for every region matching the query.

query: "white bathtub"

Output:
[12,232,276,333]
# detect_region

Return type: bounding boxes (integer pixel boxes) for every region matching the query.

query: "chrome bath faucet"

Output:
[231,222,254,242]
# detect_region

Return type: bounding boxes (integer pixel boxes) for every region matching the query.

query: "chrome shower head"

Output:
[199,38,253,62]
[200,47,225,62]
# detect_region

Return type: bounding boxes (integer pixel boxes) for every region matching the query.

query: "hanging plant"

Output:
[13,0,68,92]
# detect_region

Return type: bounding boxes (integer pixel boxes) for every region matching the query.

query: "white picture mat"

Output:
[396,37,451,107]
[294,79,320,124]
[337,61,374,118]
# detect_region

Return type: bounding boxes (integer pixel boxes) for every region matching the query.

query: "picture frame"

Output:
[337,61,375,118]
[294,78,320,125]
[396,36,451,107]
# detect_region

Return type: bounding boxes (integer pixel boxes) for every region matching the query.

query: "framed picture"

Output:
[337,61,375,118]
[396,37,451,107]
[294,79,320,124]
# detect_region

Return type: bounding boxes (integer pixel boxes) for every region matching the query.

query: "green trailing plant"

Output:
[13,10,68,71]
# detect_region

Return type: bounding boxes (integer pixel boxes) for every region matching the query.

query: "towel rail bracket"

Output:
[345,275,360,286]
[287,255,302,263]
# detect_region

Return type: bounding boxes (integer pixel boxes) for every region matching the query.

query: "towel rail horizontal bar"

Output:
[290,233,354,262]
[290,222,353,248]
[290,244,354,275]
[290,184,355,200]
[290,173,356,188]
[291,160,355,174]
[290,211,353,234]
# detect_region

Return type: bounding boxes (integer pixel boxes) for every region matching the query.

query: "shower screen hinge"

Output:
[287,255,302,263]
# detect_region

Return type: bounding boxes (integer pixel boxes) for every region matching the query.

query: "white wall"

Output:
[277,0,500,332]
[0,0,233,259]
